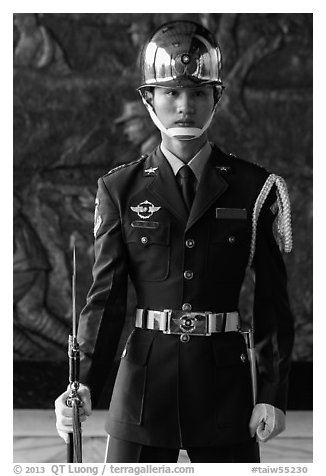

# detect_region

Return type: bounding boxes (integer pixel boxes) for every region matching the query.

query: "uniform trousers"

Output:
[105,436,260,463]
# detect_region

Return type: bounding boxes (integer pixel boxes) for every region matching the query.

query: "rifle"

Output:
[66,243,82,463]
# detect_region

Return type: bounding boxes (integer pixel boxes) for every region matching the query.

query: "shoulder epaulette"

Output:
[251,160,265,170]
[227,153,267,172]
[104,154,148,177]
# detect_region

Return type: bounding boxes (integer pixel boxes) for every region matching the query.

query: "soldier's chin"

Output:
[167,127,203,141]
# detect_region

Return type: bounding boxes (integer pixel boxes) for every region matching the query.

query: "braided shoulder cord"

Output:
[248,174,293,268]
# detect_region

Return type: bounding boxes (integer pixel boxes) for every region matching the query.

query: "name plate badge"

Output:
[216,208,247,220]
[131,220,159,229]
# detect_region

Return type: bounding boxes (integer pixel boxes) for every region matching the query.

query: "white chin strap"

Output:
[140,95,217,141]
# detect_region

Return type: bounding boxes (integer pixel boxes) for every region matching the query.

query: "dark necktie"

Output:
[177,165,196,211]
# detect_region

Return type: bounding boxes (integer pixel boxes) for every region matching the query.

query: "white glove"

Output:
[249,403,285,442]
[54,383,92,443]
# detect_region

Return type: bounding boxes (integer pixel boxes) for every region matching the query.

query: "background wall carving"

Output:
[13,13,312,407]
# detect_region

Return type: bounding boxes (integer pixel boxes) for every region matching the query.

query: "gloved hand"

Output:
[55,383,92,443]
[249,403,285,442]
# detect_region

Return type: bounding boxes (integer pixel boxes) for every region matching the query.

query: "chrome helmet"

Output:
[138,20,222,90]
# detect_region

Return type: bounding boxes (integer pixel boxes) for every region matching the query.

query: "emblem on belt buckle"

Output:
[181,316,195,332]
[165,311,209,336]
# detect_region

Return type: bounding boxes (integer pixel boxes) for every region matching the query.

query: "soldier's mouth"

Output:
[174,121,195,127]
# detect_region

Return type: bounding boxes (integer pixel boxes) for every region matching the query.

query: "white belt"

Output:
[135,308,240,336]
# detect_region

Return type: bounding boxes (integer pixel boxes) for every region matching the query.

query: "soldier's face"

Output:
[150,86,215,130]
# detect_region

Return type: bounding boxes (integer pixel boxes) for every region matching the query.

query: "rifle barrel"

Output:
[66,242,82,463]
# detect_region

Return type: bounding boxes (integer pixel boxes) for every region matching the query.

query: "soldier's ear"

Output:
[213,85,224,105]
[144,89,154,107]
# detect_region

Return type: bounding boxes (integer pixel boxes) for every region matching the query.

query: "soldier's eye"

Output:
[166,89,177,96]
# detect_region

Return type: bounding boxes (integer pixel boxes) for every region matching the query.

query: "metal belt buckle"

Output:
[163,310,210,336]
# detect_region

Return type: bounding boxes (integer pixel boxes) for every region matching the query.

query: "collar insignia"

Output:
[130,200,161,219]
[144,166,158,176]
[216,166,232,175]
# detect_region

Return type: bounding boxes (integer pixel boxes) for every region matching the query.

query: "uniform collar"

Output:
[145,145,229,229]
[160,141,212,183]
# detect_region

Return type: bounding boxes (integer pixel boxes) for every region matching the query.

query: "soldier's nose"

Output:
[176,92,195,115]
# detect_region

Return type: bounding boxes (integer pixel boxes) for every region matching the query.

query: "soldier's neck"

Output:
[161,133,209,164]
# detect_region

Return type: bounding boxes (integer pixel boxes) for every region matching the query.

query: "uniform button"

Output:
[140,236,149,245]
[228,235,236,244]
[240,353,247,363]
[180,334,190,343]
[184,270,194,280]
[182,303,192,311]
[185,238,195,248]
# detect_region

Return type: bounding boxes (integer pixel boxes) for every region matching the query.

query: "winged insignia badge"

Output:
[130,200,161,219]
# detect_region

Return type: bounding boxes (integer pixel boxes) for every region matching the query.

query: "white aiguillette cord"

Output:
[248,174,293,267]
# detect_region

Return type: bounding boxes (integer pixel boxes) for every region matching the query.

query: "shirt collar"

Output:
[160,141,212,183]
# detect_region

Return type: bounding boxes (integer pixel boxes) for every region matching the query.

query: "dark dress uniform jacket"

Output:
[77,144,294,449]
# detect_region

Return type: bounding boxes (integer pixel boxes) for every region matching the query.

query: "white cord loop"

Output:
[248,174,292,268]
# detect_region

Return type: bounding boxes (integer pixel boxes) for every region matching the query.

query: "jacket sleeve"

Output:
[252,186,295,413]
[77,176,128,407]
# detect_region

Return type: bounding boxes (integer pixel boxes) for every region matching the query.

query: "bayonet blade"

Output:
[72,243,77,337]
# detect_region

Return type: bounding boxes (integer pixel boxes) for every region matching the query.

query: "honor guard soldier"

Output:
[55,20,294,463]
